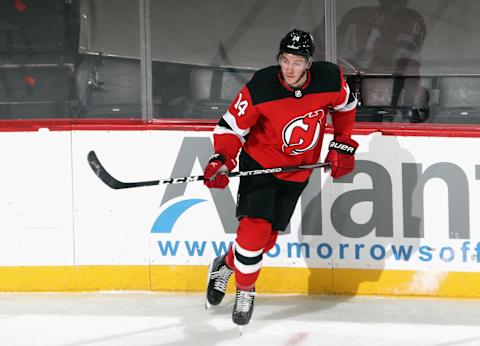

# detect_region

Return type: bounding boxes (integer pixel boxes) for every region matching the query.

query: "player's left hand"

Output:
[203,153,237,189]
[324,136,358,179]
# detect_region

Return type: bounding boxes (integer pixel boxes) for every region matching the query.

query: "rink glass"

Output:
[0,0,478,124]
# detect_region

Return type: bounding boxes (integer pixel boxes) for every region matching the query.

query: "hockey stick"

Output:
[87,150,331,189]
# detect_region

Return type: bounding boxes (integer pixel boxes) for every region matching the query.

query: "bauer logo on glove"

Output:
[325,136,358,179]
[329,140,356,155]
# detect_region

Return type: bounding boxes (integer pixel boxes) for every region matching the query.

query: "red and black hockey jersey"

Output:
[213,61,357,182]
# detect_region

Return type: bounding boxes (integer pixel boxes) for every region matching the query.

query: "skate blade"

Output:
[205,299,212,310]
[235,323,249,335]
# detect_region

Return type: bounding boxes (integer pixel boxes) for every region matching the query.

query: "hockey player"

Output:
[337,0,426,107]
[336,0,426,72]
[312,1,426,108]
[203,29,358,327]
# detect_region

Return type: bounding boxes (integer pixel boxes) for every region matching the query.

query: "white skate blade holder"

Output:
[238,325,244,335]
[204,260,214,310]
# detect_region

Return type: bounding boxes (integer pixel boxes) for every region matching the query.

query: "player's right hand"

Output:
[203,153,237,189]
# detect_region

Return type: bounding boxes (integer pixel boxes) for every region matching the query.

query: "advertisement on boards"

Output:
[73,130,480,273]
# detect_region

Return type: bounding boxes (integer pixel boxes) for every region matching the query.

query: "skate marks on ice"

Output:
[0,293,479,346]
[209,294,480,346]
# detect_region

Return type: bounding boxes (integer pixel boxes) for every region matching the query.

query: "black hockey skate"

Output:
[205,254,234,309]
[232,287,255,327]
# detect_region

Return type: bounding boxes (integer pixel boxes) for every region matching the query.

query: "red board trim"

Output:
[1,119,480,137]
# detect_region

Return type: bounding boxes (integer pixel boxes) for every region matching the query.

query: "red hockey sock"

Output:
[233,217,272,290]
[263,231,279,254]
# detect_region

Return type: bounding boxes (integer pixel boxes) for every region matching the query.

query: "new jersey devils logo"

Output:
[282,109,324,155]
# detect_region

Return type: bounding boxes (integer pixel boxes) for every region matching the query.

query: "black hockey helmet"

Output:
[278,29,315,59]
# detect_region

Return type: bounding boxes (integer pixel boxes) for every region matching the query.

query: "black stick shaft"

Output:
[88,150,330,189]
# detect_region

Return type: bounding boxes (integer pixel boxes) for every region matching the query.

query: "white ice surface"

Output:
[0,292,478,346]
